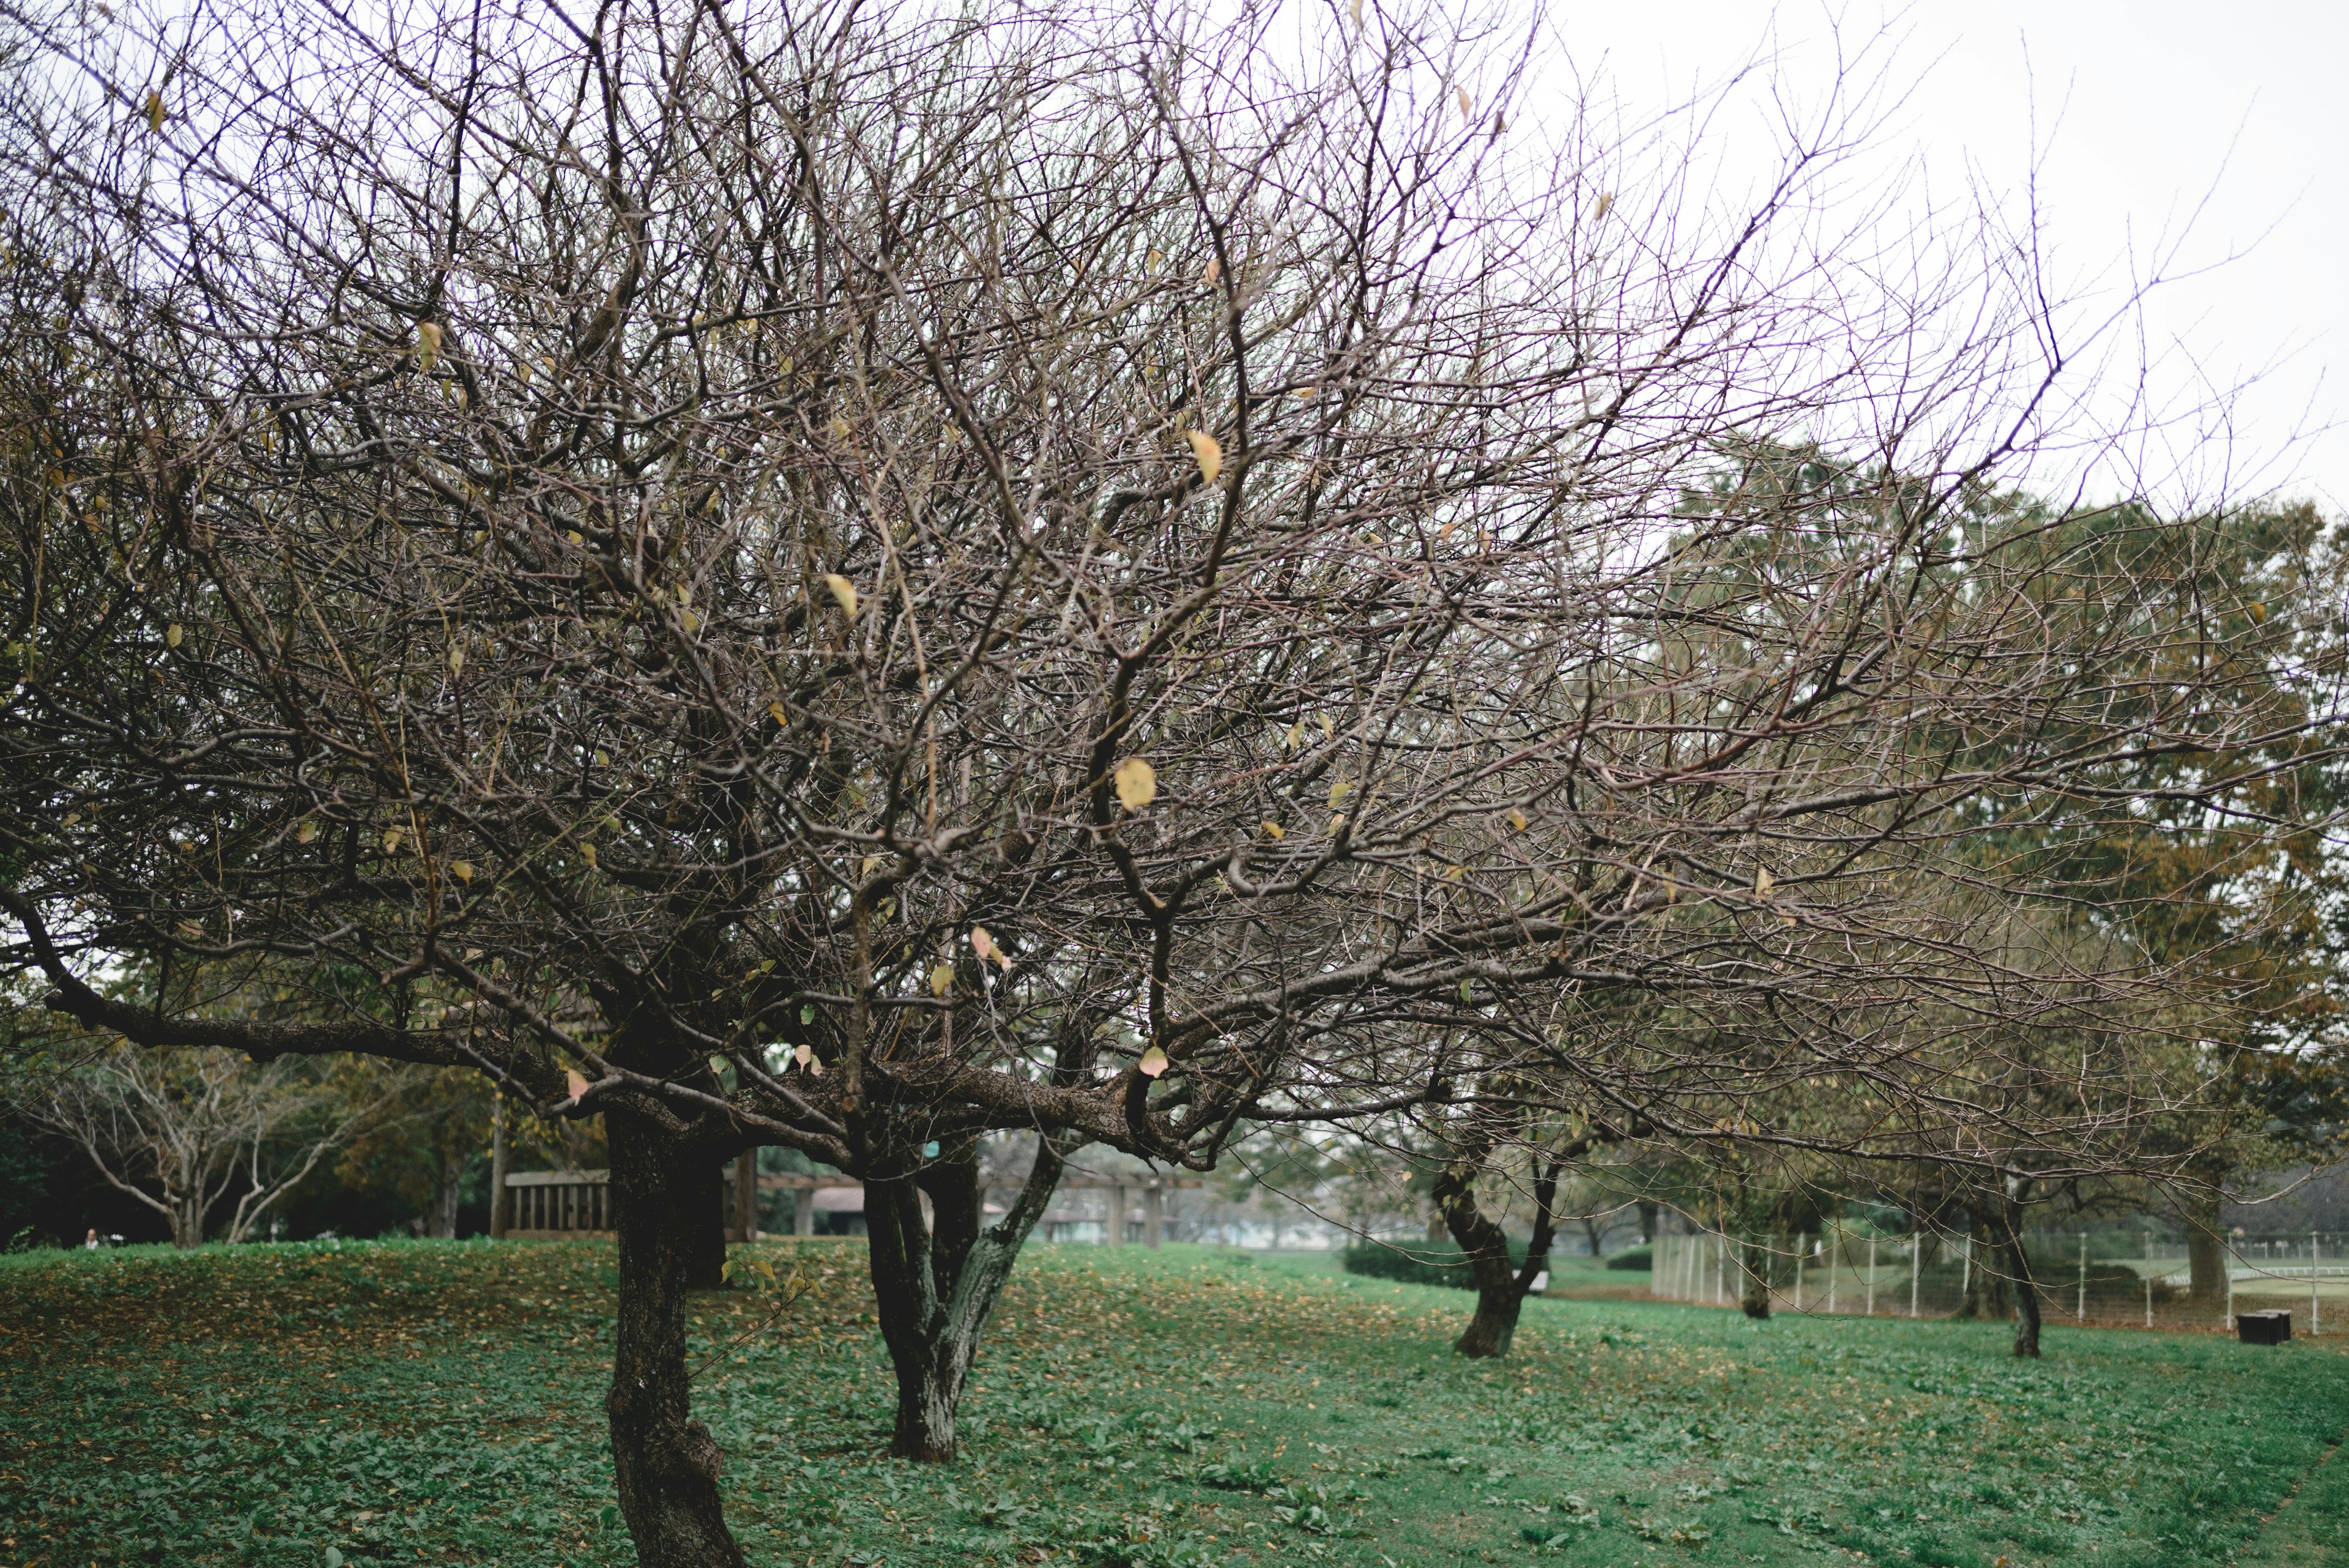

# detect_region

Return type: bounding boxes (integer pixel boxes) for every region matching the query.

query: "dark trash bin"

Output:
[2237,1310,2293,1345]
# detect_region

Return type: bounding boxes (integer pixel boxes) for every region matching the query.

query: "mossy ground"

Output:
[1,1239,2342,1567]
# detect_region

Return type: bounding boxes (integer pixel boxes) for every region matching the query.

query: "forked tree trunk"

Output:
[1438,1156,1565,1359]
[605,1116,746,1567]
[1740,1233,1771,1319]
[865,1135,1067,1462]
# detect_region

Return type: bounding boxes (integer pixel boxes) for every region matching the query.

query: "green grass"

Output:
[2,1238,2345,1568]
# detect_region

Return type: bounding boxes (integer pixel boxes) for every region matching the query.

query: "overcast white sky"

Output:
[1544,2,2347,515]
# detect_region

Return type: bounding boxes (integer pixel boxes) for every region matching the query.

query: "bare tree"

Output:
[8,1042,388,1245]
[0,1,2337,1561]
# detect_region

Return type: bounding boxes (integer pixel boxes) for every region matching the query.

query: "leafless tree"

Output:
[0,1,2337,1561]
[7,1042,391,1245]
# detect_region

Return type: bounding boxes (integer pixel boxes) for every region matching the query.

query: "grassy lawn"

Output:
[2,1239,2344,1568]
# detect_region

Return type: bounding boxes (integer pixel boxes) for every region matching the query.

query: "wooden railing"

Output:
[502,1169,612,1238]
[494,1165,1199,1245]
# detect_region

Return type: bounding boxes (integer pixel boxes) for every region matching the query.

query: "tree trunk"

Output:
[432,1146,464,1238]
[682,1159,727,1290]
[489,1096,511,1239]
[864,1134,1066,1462]
[1438,1156,1564,1359]
[1638,1200,1659,1246]
[2002,1210,2041,1359]
[2186,1187,2227,1305]
[1740,1232,1771,1319]
[604,1116,746,1568]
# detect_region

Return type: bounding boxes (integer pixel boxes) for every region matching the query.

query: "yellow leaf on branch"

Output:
[1113,756,1157,812]
[1186,428,1223,485]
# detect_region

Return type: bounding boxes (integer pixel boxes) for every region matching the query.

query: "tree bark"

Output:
[865,1135,1066,1462]
[1740,1232,1771,1319]
[2185,1187,2227,1305]
[1438,1156,1564,1359]
[2001,1208,2041,1358]
[432,1146,464,1238]
[489,1096,511,1240]
[682,1159,727,1290]
[605,1115,746,1568]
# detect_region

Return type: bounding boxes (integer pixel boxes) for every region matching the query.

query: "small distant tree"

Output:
[8,1042,394,1246]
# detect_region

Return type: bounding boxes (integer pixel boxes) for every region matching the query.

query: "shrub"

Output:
[1605,1246,1653,1273]
[1341,1239,1528,1290]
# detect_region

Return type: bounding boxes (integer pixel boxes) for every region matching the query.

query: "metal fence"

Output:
[1650,1229,2349,1334]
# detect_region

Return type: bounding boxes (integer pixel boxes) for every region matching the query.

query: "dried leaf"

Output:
[1505,808,1527,831]
[165,622,183,648]
[1327,778,1352,808]
[826,415,851,440]
[1457,86,1474,122]
[1260,820,1285,840]
[144,91,164,133]
[929,962,954,997]
[1201,256,1222,288]
[818,573,858,619]
[415,321,442,370]
[1349,0,1363,23]
[450,860,473,883]
[580,841,598,869]
[768,701,789,726]
[793,1042,813,1068]
[1186,428,1224,485]
[382,827,404,855]
[448,645,464,674]
[565,1068,591,1103]
[1113,755,1157,812]
[1284,721,1305,749]
[1138,1045,1170,1078]
[593,749,609,766]
[971,926,999,965]
[1754,866,1773,897]
[295,818,317,845]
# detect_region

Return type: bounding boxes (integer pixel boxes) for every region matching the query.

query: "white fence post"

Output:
[1910,1236,1921,1318]
[1866,1237,1877,1315]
